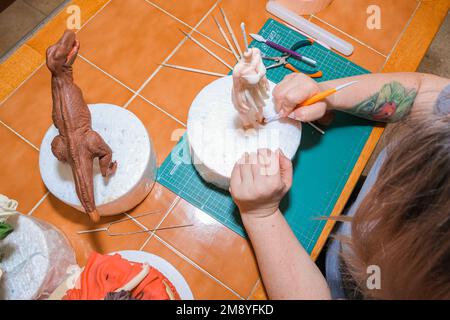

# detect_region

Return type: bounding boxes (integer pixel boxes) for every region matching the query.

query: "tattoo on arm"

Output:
[349,81,417,122]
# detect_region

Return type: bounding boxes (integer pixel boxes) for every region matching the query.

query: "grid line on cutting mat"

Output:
[157,19,372,254]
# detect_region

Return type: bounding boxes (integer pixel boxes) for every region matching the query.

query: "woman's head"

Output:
[344,108,450,299]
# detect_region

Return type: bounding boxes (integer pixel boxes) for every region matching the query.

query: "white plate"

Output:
[113,250,194,300]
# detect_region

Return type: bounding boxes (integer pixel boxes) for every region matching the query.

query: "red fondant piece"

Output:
[63,252,180,300]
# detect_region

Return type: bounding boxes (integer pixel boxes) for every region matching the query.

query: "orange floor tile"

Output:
[142,236,241,299]
[315,0,419,55]
[0,59,133,148]
[32,194,151,266]
[310,17,386,72]
[0,124,46,213]
[155,199,260,298]
[0,0,440,300]
[249,280,269,300]
[76,0,214,91]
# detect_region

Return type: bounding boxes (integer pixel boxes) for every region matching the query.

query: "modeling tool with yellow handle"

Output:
[264,80,358,123]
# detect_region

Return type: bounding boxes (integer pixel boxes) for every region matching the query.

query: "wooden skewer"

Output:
[220,7,243,57]
[160,63,228,77]
[145,0,232,54]
[180,29,233,70]
[213,16,240,61]
[241,22,249,52]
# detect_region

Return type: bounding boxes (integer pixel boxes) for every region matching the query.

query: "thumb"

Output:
[278,150,293,190]
[292,101,327,122]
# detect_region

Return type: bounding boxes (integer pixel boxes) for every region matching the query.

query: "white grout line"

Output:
[143,0,231,54]
[78,54,186,126]
[0,0,110,107]
[380,0,422,71]
[0,0,114,148]
[311,14,388,58]
[78,54,136,94]
[0,62,45,106]
[137,94,187,127]
[137,196,181,251]
[154,234,245,300]
[125,195,179,234]
[121,36,189,110]
[122,0,222,110]
[77,0,112,32]
[0,119,40,151]
[27,192,49,215]
[246,278,261,300]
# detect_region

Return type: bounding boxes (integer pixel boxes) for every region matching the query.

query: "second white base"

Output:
[187,76,302,190]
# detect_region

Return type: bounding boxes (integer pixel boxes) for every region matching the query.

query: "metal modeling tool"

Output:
[146,0,232,54]
[250,33,317,66]
[213,16,239,61]
[240,22,249,52]
[180,29,233,70]
[264,80,358,123]
[77,211,194,236]
[160,63,227,77]
[220,7,243,57]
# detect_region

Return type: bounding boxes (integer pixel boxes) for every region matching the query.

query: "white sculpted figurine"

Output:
[232,48,270,128]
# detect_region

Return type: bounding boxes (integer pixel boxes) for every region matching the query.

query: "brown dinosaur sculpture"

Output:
[46,30,117,222]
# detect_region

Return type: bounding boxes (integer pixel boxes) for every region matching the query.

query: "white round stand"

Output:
[39,104,156,216]
[187,76,302,190]
[0,215,76,300]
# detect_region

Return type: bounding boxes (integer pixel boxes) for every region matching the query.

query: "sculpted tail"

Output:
[71,152,99,223]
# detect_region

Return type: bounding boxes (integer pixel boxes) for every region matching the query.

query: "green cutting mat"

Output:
[157,19,373,254]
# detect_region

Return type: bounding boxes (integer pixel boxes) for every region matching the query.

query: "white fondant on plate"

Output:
[187,76,302,189]
[39,104,157,216]
[113,250,194,300]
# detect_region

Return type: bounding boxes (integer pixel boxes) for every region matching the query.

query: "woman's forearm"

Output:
[242,210,331,300]
[319,72,450,122]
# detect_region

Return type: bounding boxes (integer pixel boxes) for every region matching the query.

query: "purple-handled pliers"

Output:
[250,33,317,66]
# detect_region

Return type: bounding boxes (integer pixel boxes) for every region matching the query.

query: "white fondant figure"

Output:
[232,48,270,128]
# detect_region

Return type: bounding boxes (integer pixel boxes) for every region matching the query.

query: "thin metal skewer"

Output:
[159,63,227,77]
[241,22,249,52]
[77,211,160,235]
[179,29,233,70]
[307,122,325,135]
[213,16,240,61]
[78,224,194,237]
[145,0,232,54]
[220,7,243,57]
[77,210,194,236]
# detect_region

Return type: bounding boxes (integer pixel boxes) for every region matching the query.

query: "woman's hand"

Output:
[273,73,328,122]
[229,149,293,219]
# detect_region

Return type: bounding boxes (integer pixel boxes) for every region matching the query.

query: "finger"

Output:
[278,149,293,190]
[273,76,298,112]
[292,101,327,122]
[257,149,269,176]
[316,110,335,126]
[250,152,263,182]
[265,149,280,178]
[240,152,253,183]
[230,161,242,185]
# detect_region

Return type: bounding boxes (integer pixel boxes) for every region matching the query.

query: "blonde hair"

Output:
[343,111,450,299]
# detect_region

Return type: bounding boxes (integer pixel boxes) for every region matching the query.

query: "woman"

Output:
[229,72,450,299]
